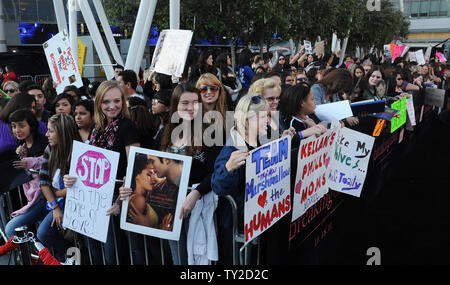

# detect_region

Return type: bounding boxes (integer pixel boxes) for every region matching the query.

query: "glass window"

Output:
[19,0,39,22]
[37,1,56,22]
[411,0,421,16]
[419,0,430,17]
[3,0,19,22]
[429,0,440,16]
[439,0,449,16]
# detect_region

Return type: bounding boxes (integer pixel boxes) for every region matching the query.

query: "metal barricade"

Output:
[224,195,260,265]
[34,74,51,85]
[19,75,34,83]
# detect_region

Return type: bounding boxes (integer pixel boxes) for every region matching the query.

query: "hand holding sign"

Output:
[226,150,248,172]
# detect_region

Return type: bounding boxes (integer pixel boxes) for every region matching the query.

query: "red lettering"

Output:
[301,143,308,159]
[260,210,272,231]
[245,220,253,242]
[307,181,315,196]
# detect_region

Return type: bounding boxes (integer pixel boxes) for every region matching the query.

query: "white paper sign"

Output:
[120,147,192,241]
[425,44,432,61]
[406,95,416,126]
[43,29,83,94]
[327,127,375,198]
[314,100,354,122]
[244,136,291,245]
[304,40,313,54]
[63,141,120,243]
[149,29,193,78]
[415,49,426,65]
[291,122,340,222]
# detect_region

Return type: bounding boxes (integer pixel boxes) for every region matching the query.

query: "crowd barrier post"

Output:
[224,195,261,265]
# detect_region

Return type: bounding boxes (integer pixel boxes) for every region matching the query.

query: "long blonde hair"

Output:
[93,80,129,130]
[234,93,269,136]
[48,113,81,178]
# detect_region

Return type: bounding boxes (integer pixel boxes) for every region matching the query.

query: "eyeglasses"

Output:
[200,85,219,94]
[5,89,17,93]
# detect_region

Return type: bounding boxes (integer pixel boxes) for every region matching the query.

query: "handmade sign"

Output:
[304,40,313,54]
[390,96,407,133]
[327,127,375,197]
[315,41,325,56]
[406,95,416,127]
[314,100,353,122]
[244,136,291,245]
[414,49,426,65]
[435,52,447,63]
[120,147,192,241]
[291,122,340,222]
[392,45,406,62]
[43,29,83,94]
[383,45,392,59]
[425,45,432,61]
[149,29,193,78]
[424,87,445,108]
[63,141,119,243]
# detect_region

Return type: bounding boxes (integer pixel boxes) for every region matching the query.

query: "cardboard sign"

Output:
[244,136,291,245]
[424,87,445,108]
[291,122,340,222]
[43,29,83,94]
[327,128,375,197]
[315,41,325,56]
[120,147,192,241]
[63,141,120,243]
[390,96,407,133]
[315,100,354,122]
[149,29,193,78]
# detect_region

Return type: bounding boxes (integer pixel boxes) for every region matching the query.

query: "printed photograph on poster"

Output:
[244,136,291,245]
[63,141,120,243]
[120,147,192,241]
[149,29,193,78]
[42,29,83,94]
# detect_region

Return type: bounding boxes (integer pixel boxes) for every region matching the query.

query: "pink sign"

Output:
[76,151,111,189]
[436,52,447,63]
[393,45,406,61]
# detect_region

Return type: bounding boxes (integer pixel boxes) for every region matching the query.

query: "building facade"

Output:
[392,0,450,48]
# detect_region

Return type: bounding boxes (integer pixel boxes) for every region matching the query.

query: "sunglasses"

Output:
[5,89,17,93]
[396,77,403,81]
[200,85,219,94]
[250,95,263,104]
[265,96,280,102]
[279,58,285,61]
[285,79,294,83]
[152,99,161,105]
[297,78,307,82]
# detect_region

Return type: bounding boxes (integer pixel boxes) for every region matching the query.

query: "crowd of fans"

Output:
[0,45,449,265]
